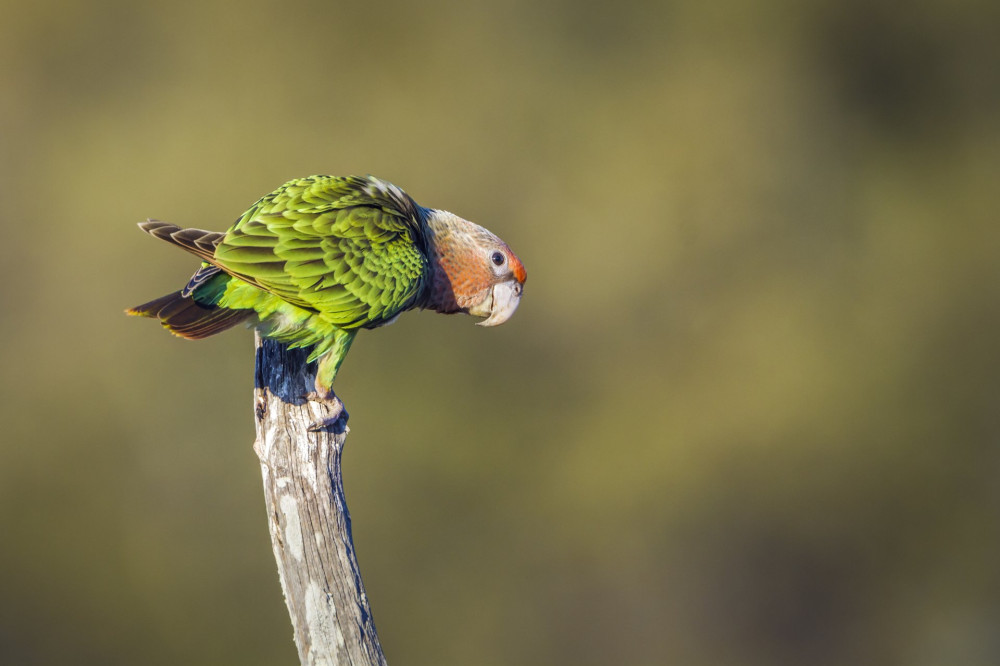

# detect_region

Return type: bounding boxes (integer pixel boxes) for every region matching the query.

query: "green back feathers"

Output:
[212,175,430,329]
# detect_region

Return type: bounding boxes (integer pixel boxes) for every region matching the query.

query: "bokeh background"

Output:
[2,1,999,664]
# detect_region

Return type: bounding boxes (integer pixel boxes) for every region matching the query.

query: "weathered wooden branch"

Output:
[252,333,387,666]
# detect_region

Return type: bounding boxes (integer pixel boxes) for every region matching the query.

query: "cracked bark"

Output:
[253,333,387,666]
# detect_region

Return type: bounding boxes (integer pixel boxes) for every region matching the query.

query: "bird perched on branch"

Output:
[128,175,526,427]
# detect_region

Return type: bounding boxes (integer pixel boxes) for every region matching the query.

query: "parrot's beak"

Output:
[476,280,523,327]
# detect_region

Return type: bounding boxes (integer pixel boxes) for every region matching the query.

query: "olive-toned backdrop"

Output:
[2,1,998,664]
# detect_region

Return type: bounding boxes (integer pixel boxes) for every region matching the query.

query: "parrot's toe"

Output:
[303,390,349,432]
[307,412,348,432]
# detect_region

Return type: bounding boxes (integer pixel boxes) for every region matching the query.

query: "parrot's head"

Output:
[423,210,526,326]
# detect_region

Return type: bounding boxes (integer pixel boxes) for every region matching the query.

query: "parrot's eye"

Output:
[491,251,506,267]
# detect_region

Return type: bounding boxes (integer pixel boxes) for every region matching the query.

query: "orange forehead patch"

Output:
[508,250,527,284]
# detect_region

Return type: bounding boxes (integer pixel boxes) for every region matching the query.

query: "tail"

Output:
[129,220,253,339]
[127,290,251,340]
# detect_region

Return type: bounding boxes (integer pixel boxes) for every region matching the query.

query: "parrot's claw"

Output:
[302,391,349,432]
[308,414,347,432]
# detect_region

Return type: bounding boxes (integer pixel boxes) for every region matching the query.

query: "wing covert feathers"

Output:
[212,175,430,328]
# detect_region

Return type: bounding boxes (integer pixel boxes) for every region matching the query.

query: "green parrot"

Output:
[128,175,526,426]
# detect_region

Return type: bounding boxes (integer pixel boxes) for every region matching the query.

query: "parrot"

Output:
[127,174,526,428]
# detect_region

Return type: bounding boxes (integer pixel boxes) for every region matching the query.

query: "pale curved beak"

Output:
[476,280,523,327]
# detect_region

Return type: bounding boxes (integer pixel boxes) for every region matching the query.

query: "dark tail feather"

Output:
[126,290,251,340]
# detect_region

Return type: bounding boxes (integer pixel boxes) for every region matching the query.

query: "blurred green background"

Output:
[2,0,999,664]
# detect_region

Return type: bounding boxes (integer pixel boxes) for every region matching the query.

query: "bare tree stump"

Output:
[252,333,387,666]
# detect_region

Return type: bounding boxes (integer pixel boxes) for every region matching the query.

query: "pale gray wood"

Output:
[252,332,387,666]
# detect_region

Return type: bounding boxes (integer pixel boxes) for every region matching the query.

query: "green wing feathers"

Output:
[212,175,429,328]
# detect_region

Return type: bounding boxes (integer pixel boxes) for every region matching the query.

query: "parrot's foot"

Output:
[302,391,349,432]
